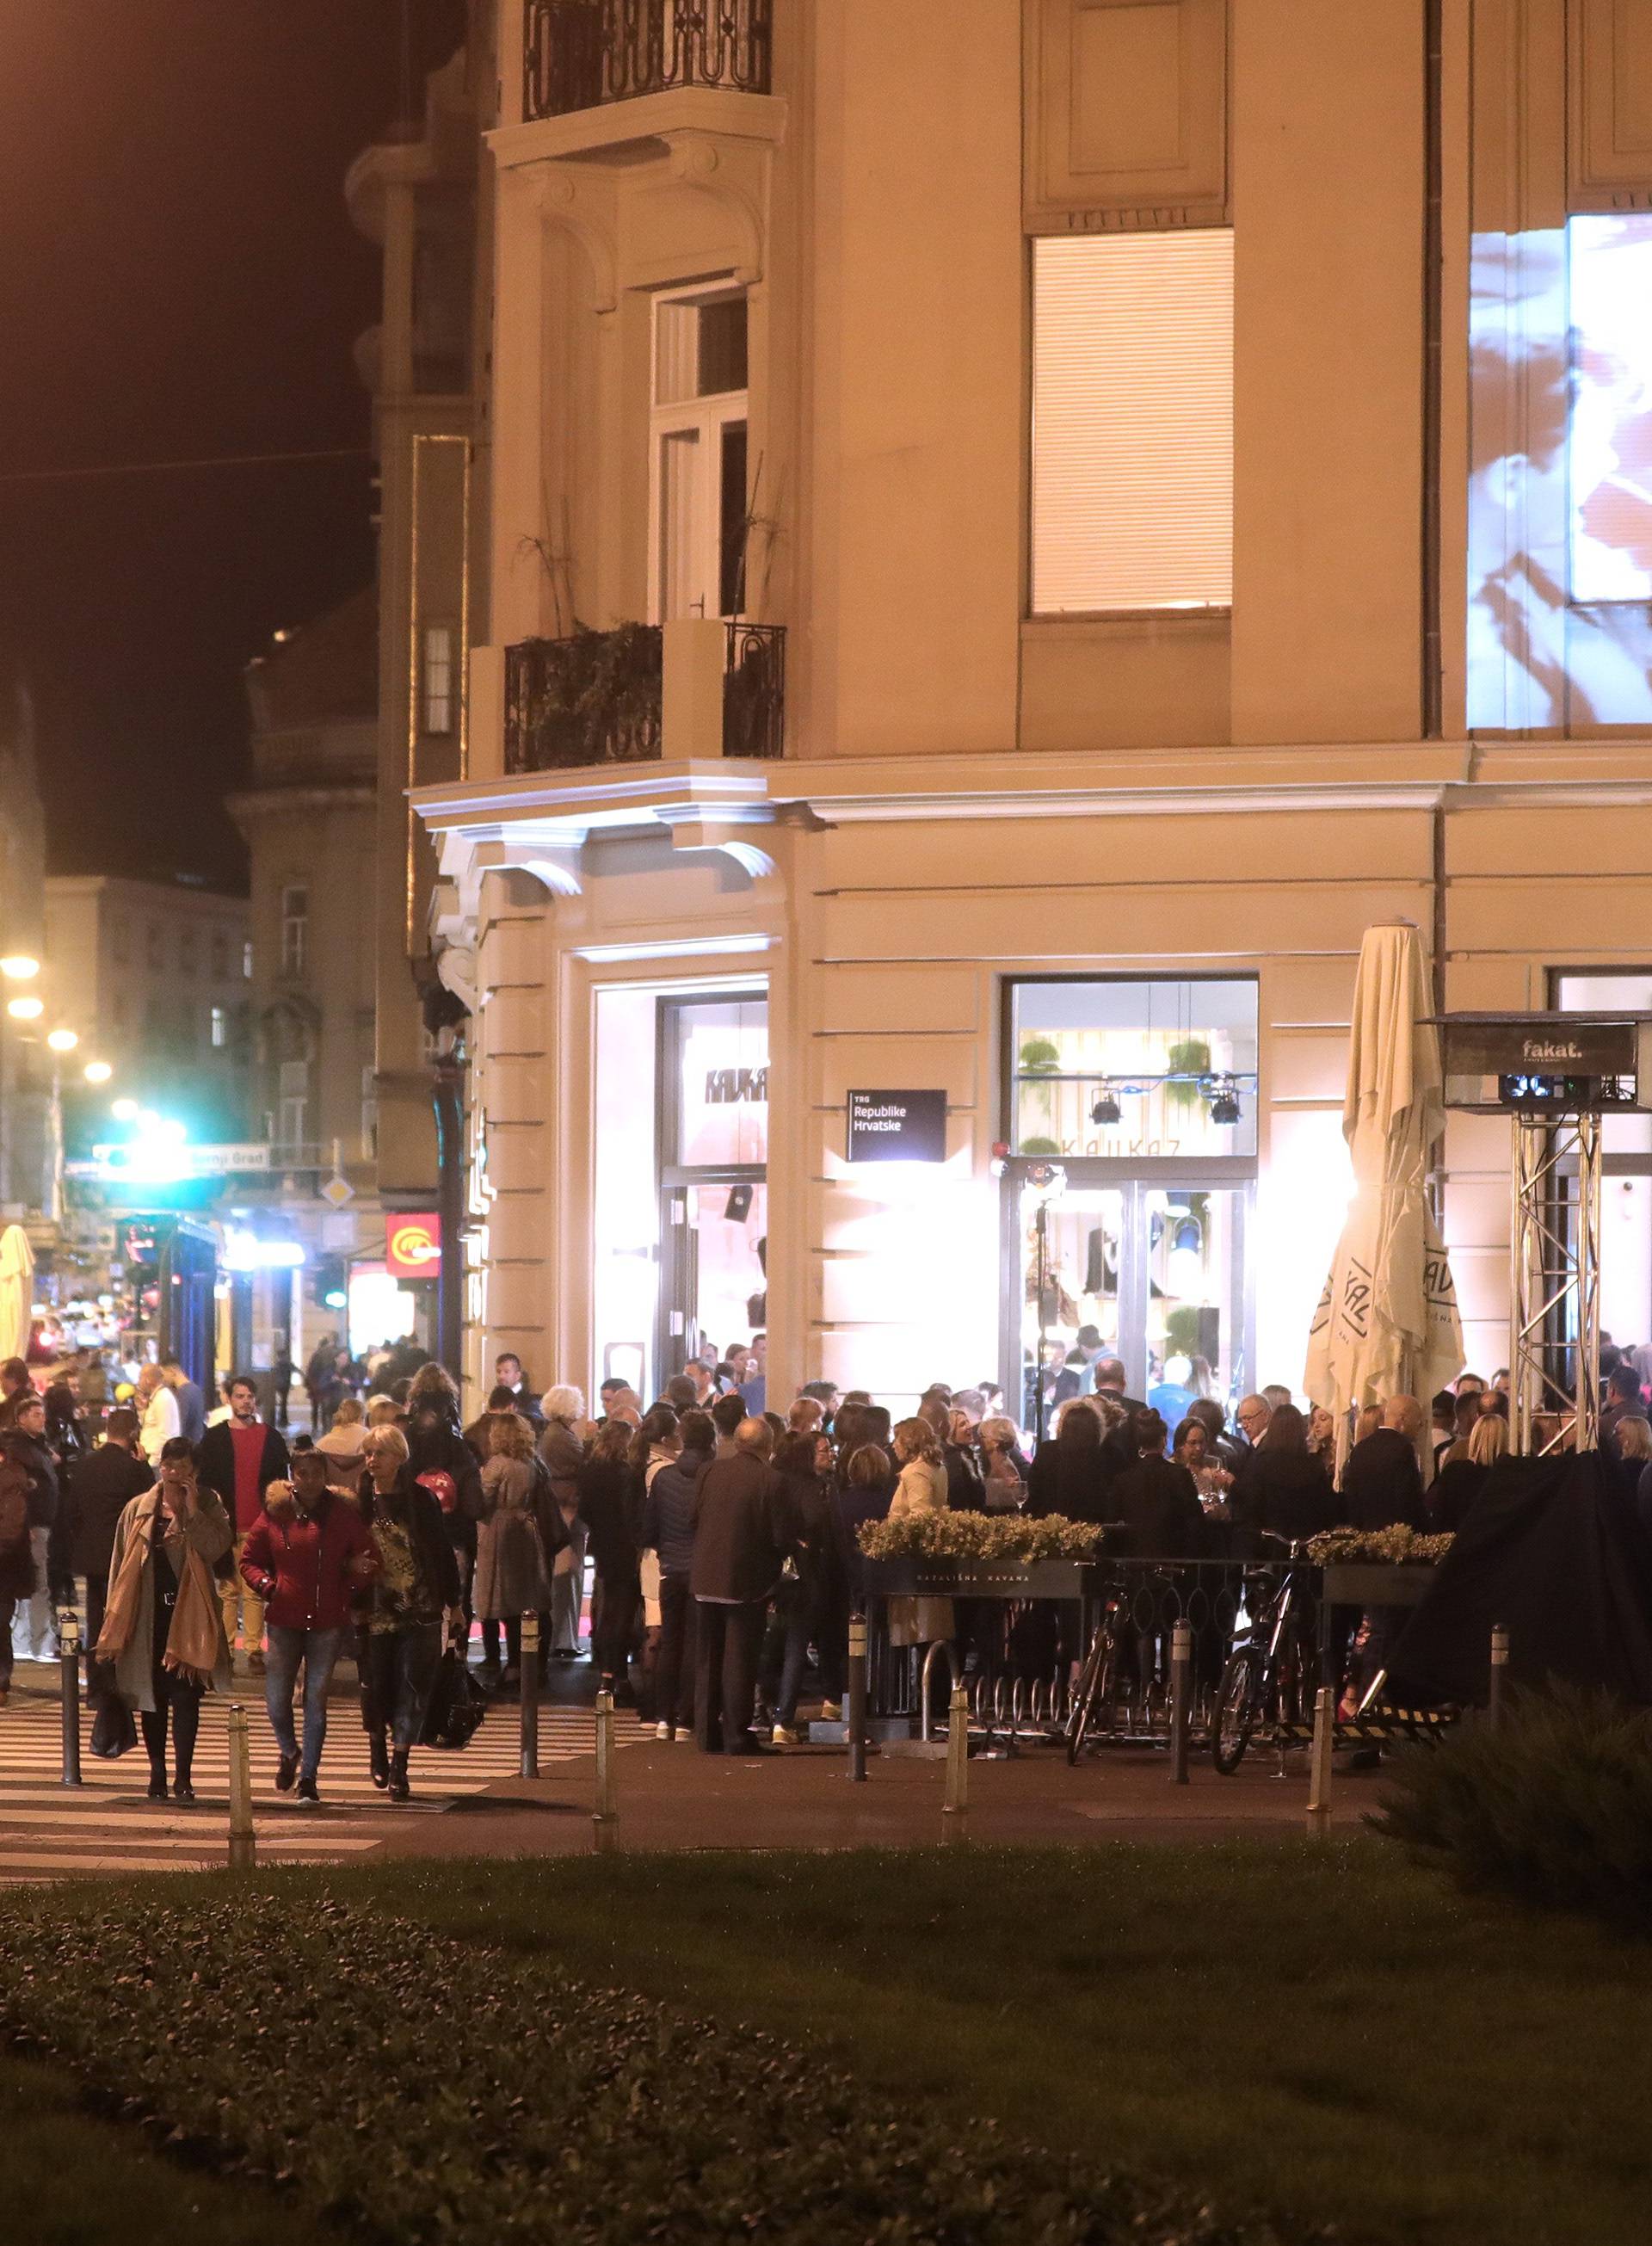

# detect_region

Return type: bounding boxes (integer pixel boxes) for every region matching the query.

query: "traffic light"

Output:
[312,1255,348,1311]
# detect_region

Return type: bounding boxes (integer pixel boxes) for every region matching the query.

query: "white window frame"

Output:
[279,885,308,980]
[422,622,456,736]
[648,283,749,624]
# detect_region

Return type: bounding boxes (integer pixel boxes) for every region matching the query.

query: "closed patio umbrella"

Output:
[1304,922,1464,1448]
[0,1224,33,1362]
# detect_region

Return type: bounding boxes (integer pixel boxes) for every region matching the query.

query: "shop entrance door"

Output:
[1006,1174,1253,1435]
[659,1180,768,1379]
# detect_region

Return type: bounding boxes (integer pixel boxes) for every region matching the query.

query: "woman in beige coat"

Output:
[886,1416,954,1650]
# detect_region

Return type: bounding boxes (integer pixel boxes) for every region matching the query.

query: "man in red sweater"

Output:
[238,1448,377,1803]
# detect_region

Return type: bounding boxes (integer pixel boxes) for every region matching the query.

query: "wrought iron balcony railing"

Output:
[504,620,785,773]
[524,0,774,123]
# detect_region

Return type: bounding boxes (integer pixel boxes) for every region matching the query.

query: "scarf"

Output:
[96,1492,222,1688]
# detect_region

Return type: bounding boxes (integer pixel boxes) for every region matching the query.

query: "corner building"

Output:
[417,1,1652,1420]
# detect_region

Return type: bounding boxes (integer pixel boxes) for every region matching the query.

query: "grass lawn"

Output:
[5,1838,1651,2243]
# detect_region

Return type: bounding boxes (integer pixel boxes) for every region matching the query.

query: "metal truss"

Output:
[1509,1112,1601,1455]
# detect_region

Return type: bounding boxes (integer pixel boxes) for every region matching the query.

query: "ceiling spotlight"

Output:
[1089,1083,1122,1126]
[46,1027,79,1053]
[0,955,40,981]
[1209,1076,1242,1127]
[6,995,44,1021]
[83,1060,113,1084]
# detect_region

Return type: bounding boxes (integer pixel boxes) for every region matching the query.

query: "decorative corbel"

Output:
[659,133,764,285]
[537,165,620,314]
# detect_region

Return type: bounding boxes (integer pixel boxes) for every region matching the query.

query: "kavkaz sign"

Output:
[386,1213,442,1280]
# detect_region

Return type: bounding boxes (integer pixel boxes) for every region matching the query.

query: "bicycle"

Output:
[1063,1538,1131,1766]
[1211,1535,1320,1775]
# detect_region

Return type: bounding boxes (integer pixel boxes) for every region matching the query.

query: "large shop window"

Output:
[1554,972,1652,1354]
[1470,214,1652,728]
[593,985,767,1403]
[1003,978,1258,1424]
[1030,231,1233,614]
[650,287,750,622]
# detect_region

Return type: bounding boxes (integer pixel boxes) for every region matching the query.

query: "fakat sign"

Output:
[386,1212,442,1279]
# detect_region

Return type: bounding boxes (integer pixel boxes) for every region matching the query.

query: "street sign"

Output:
[319,1174,355,1208]
[845,1089,948,1163]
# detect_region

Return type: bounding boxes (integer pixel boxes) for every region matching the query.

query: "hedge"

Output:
[1372,1684,1652,1933]
[0,1892,1322,2246]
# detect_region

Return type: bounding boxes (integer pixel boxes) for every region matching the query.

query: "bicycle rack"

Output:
[917,1640,964,1743]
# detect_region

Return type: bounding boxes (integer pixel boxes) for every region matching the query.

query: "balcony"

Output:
[504,618,785,774]
[523,1,773,123]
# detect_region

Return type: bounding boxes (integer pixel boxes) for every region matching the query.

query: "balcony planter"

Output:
[503,623,663,773]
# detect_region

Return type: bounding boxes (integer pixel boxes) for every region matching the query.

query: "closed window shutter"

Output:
[1032,231,1234,614]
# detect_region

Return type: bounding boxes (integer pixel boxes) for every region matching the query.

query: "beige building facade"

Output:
[416,0,1652,1422]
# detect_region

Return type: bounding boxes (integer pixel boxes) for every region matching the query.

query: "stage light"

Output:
[0,956,40,981]
[46,1027,78,1053]
[83,1061,113,1084]
[1089,1083,1121,1126]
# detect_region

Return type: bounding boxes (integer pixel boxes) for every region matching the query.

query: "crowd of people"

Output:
[4,1331,1651,1799]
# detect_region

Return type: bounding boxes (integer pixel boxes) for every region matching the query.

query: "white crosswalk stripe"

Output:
[0,1674,649,1885]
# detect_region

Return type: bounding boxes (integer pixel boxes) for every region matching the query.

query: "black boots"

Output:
[388,1749,410,1803]
[369,1731,390,1790]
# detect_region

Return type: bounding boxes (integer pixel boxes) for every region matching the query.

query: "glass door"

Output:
[655,991,767,1386]
[1009,1175,1251,1435]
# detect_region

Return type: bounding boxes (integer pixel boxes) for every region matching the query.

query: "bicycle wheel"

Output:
[1064,1634,1115,1766]
[1212,1649,1260,1775]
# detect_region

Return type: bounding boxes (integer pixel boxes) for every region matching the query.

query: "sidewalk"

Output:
[365,1731,1384,1859]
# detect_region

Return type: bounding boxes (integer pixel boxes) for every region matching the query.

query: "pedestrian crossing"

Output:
[0,1668,650,1885]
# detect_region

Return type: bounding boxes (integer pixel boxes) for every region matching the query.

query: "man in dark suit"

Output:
[1339,1395,1427,1530]
[690,1417,788,1755]
[52,1405,153,1651]
[197,1376,291,1671]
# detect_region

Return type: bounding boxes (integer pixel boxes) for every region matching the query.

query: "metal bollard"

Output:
[1168,1619,1191,1786]
[520,1613,540,1779]
[593,1683,618,1830]
[59,1607,82,1788]
[847,1613,867,1782]
[942,1679,970,1836]
[1488,1623,1508,1733]
[227,1702,256,1870]
[1304,1686,1334,1838]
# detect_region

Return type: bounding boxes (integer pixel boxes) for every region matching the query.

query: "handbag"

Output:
[89,1691,138,1759]
[418,1644,489,1751]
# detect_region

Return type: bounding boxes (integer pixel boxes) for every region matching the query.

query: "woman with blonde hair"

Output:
[473,1411,560,1685]
[316,1394,369,1488]
[886,1416,952,1652]
[357,1422,462,1800]
[1428,1406,1509,1533]
[538,1385,589,1659]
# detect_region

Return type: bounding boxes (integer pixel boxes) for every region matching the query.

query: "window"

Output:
[210,1005,228,1050]
[145,922,163,971]
[650,287,750,621]
[1030,231,1234,613]
[277,1059,308,1151]
[279,886,308,979]
[1469,214,1652,726]
[422,624,456,736]
[243,940,254,980]
[179,926,198,977]
[211,928,229,980]
[1008,978,1259,1160]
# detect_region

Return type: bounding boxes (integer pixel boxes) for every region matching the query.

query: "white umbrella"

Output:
[0,1224,34,1362]
[1304,922,1464,1438]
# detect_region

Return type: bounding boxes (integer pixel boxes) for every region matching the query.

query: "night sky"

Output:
[0,0,467,892]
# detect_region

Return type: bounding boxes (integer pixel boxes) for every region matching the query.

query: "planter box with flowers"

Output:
[858,1512,1103,1600]
[1305,1525,1456,1610]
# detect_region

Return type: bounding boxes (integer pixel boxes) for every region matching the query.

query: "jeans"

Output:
[655,1573,697,1733]
[9,1527,55,1661]
[264,1624,347,1780]
[219,1535,265,1660]
[363,1623,443,1753]
[759,1583,812,1728]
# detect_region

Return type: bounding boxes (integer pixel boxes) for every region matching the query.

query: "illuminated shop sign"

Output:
[386,1214,442,1279]
[846,1089,948,1165]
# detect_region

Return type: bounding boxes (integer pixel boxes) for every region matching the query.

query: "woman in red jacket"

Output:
[238,1447,379,1805]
